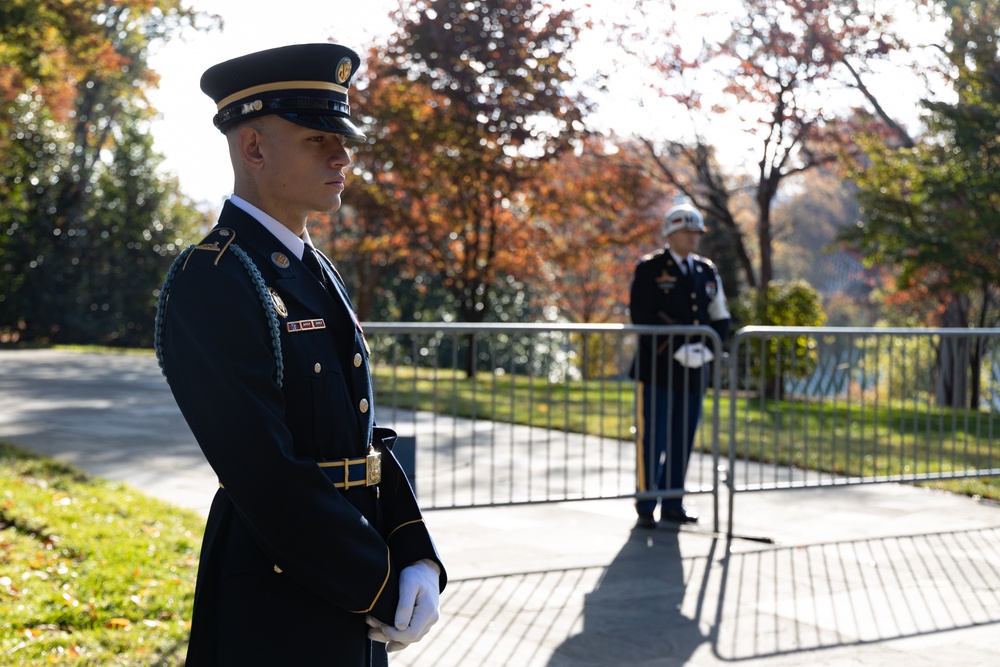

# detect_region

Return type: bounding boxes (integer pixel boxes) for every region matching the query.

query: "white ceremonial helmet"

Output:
[663,203,707,236]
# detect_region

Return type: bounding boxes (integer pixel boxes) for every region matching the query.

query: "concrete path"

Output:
[1,349,998,666]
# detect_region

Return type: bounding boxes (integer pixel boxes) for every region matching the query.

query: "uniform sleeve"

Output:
[159,252,402,621]
[708,269,730,322]
[629,261,657,325]
[707,264,731,343]
[374,439,447,593]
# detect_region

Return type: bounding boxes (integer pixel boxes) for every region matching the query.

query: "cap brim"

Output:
[279,112,367,142]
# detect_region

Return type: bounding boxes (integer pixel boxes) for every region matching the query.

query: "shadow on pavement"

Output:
[711,526,1000,662]
[394,523,1000,666]
[393,526,712,667]
[547,527,709,666]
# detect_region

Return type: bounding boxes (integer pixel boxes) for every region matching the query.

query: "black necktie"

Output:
[301,246,362,337]
[302,247,327,286]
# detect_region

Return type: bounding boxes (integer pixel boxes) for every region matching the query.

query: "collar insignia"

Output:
[271,252,290,269]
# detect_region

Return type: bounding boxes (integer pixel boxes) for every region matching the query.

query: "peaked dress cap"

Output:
[200,42,366,140]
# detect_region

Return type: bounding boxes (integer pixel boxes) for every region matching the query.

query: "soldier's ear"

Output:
[235,124,265,170]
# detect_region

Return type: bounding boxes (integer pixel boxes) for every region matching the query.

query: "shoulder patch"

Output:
[182,228,237,269]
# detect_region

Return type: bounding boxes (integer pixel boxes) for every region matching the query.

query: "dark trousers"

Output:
[635,381,704,517]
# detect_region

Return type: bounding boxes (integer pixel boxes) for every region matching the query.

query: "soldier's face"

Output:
[257,117,353,217]
[668,229,701,257]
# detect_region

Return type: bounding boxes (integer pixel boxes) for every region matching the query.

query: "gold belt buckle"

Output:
[366,448,382,486]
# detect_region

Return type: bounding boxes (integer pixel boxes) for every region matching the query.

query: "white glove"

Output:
[366,559,441,652]
[674,342,714,369]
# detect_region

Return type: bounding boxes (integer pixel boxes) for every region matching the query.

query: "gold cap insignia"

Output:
[267,287,288,318]
[336,57,352,84]
[271,252,290,269]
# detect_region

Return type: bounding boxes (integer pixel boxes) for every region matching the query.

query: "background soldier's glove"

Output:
[674,342,714,368]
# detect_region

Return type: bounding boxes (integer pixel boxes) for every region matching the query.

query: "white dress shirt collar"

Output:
[229,195,310,260]
[668,248,692,273]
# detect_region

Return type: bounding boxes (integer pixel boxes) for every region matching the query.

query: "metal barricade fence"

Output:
[364,322,723,531]
[727,327,1000,534]
[364,323,998,537]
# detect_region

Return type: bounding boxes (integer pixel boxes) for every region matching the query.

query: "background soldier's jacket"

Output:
[629,248,730,392]
[157,202,445,665]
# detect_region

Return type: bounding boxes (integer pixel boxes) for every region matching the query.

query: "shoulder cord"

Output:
[154,244,284,388]
[154,247,191,376]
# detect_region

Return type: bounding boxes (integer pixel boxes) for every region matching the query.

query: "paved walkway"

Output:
[1,349,999,666]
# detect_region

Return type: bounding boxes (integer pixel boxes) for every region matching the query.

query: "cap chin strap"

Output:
[215,96,352,130]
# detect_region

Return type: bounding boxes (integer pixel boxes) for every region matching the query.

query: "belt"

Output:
[219,449,382,491]
[317,448,382,489]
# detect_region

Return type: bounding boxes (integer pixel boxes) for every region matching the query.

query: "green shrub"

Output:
[731,280,826,398]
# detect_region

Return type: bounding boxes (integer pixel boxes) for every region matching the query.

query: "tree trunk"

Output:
[934,336,969,409]
[934,296,970,409]
[969,337,983,411]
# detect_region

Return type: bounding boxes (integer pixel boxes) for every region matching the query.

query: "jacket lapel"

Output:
[216,203,354,332]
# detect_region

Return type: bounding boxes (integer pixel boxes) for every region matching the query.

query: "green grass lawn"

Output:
[372,365,1000,500]
[0,442,200,666]
[717,395,1000,498]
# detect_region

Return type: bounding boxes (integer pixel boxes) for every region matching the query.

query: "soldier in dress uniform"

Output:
[629,203,730,527]
[155,43,445,666]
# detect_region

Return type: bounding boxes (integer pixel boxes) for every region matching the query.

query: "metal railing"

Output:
[727,327,1000,533]
[365,323,1000,537]
[365,322,723,531]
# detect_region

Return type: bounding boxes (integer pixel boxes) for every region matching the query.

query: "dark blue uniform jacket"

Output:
[629,248,730,393]
[156,202,445,666]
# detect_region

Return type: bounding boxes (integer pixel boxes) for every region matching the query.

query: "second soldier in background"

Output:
[629,203,730,527]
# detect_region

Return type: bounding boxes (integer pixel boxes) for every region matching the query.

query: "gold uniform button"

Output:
[274,565,283,574]
[693,319,701,325]
[354,353,362,367]
[314,363,322,373]
[359,398,369,413]
[692,305,698,311]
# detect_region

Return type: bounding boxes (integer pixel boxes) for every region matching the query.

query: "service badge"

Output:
[267,287,288,318]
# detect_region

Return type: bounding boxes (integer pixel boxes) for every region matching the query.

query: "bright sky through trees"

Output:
[147,0,941,207]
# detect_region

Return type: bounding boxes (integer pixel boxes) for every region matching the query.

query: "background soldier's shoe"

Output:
[660,506,699,524]
[636,514,656,529]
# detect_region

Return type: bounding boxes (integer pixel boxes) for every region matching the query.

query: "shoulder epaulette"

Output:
[639,248,666,264]
[692,253,716,269]
[181,227,237,269]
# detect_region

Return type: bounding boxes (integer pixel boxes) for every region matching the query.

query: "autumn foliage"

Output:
[5,0,993,352]
[0,1,208,345]
[531,136,665,323]
[318,0,592,329]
